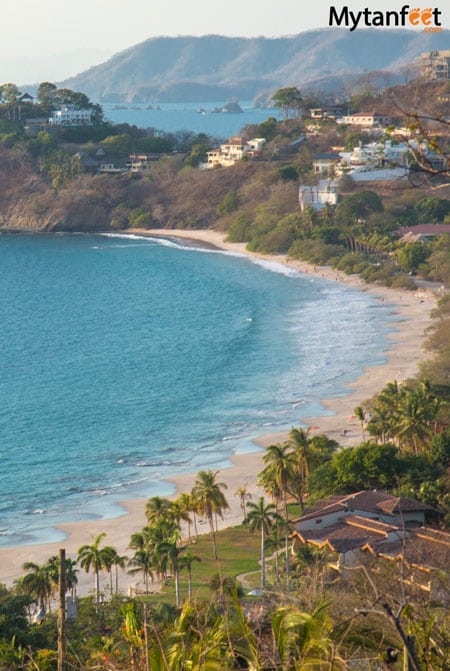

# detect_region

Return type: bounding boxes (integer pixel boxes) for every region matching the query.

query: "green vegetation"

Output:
[0,77,449,669]
[2,356,449,667]
[1,79,450,291]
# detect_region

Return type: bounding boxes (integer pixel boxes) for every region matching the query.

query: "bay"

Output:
[102,101,282,136]
[0,233,393,546]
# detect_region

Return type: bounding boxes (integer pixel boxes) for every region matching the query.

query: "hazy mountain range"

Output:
[59,29,450,104]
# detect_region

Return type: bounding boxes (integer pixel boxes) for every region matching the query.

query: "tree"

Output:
[179,551,201,601]
[216,190,239,215]
[260,444,295,587]
[110,552,128,595]
[37,82,57,108]
[46,555,78,600]
[336,190,383,223]
[286,427,315,509]
[17,562,52,612]
[354,405,366,442]
[272,603,347,670]
[271,87,304,118]
[155,541,185,607]
[244,497,281,588]
[127,548,154,595]
[145,496,173,525]
[234,484,252,523]
[77,532,111,605]
[396,242,430,273]
[0,83,20,103]
[192,470,229,560]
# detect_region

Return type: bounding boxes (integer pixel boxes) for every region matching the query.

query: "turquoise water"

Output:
[0,233,393,546]
[102,101,282,136]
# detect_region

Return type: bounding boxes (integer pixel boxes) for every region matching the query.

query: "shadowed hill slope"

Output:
[63,29,450,103]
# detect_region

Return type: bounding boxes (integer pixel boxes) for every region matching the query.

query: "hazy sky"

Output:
[1,0,447,82]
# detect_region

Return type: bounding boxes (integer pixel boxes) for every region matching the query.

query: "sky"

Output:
[1,0,447,83]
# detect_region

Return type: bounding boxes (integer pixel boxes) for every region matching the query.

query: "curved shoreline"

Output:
[0,228,438,594]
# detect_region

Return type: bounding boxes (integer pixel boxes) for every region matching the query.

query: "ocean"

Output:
[102,101,282,137]
[0,233,394,547]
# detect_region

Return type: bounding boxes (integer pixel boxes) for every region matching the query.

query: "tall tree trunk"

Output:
[261,527,266,589]
[284,494,290,590]
[175,567,180,608]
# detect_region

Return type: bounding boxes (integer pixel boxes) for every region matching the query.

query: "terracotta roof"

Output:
[376,496,435,515]
[344,515,399,533]
[399,224,450,236]
[374,527,450,571]
[294,491,434,525]
[297,516,397,553]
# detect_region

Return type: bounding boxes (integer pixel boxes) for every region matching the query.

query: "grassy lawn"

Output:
[150,524,261,603]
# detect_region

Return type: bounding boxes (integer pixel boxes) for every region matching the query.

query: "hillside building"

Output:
[337,112,391,127]
[292,490,448,602]
[201,136,266,169]
[298,179,339,211]
[417,50,450,80]
[49,105,93,127]
[312,152,341,175]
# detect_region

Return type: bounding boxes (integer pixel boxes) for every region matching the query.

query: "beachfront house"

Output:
[291,490,449,601]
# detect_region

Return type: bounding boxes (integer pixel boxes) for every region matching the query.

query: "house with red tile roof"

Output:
[292,491,448,602]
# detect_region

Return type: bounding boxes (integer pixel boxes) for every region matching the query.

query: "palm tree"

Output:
[178,551,201,601]
[111,552,128,594]
[155,541,185,607]
[272,603,348,670]
[127,549,154,595]
[354,405,366,442]
[46,555,79,600]
[170,498,192,544]
[121,601,143,671]
[192,470,229,560]
[173,492,194,543]
[287,427,313,510]
[77,532,111,605]
[101,545,124,596]
[145,496,173,525]
[395,389,433,455]
[234,484,252,523]
[265,519,287,585]
[261,443,294,587]
[245,497,281,588]
[19,562,53,612]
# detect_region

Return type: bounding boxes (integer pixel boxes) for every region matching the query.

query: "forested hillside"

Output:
[63,29,450,102]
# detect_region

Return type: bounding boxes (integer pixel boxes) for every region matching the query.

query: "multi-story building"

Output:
[298,180,339,211]
[202,137,266,169]
[417,50,450,80]
[49,105,93,126]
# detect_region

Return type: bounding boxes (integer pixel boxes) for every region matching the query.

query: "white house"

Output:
[312,152,341,175]
[335,140,412,181]
[201,137,266,169]
[49,105,93,127]
[337,112,391,127]
[298,179,339,211]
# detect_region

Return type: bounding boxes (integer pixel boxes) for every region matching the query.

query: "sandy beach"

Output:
[0,228,438,596]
